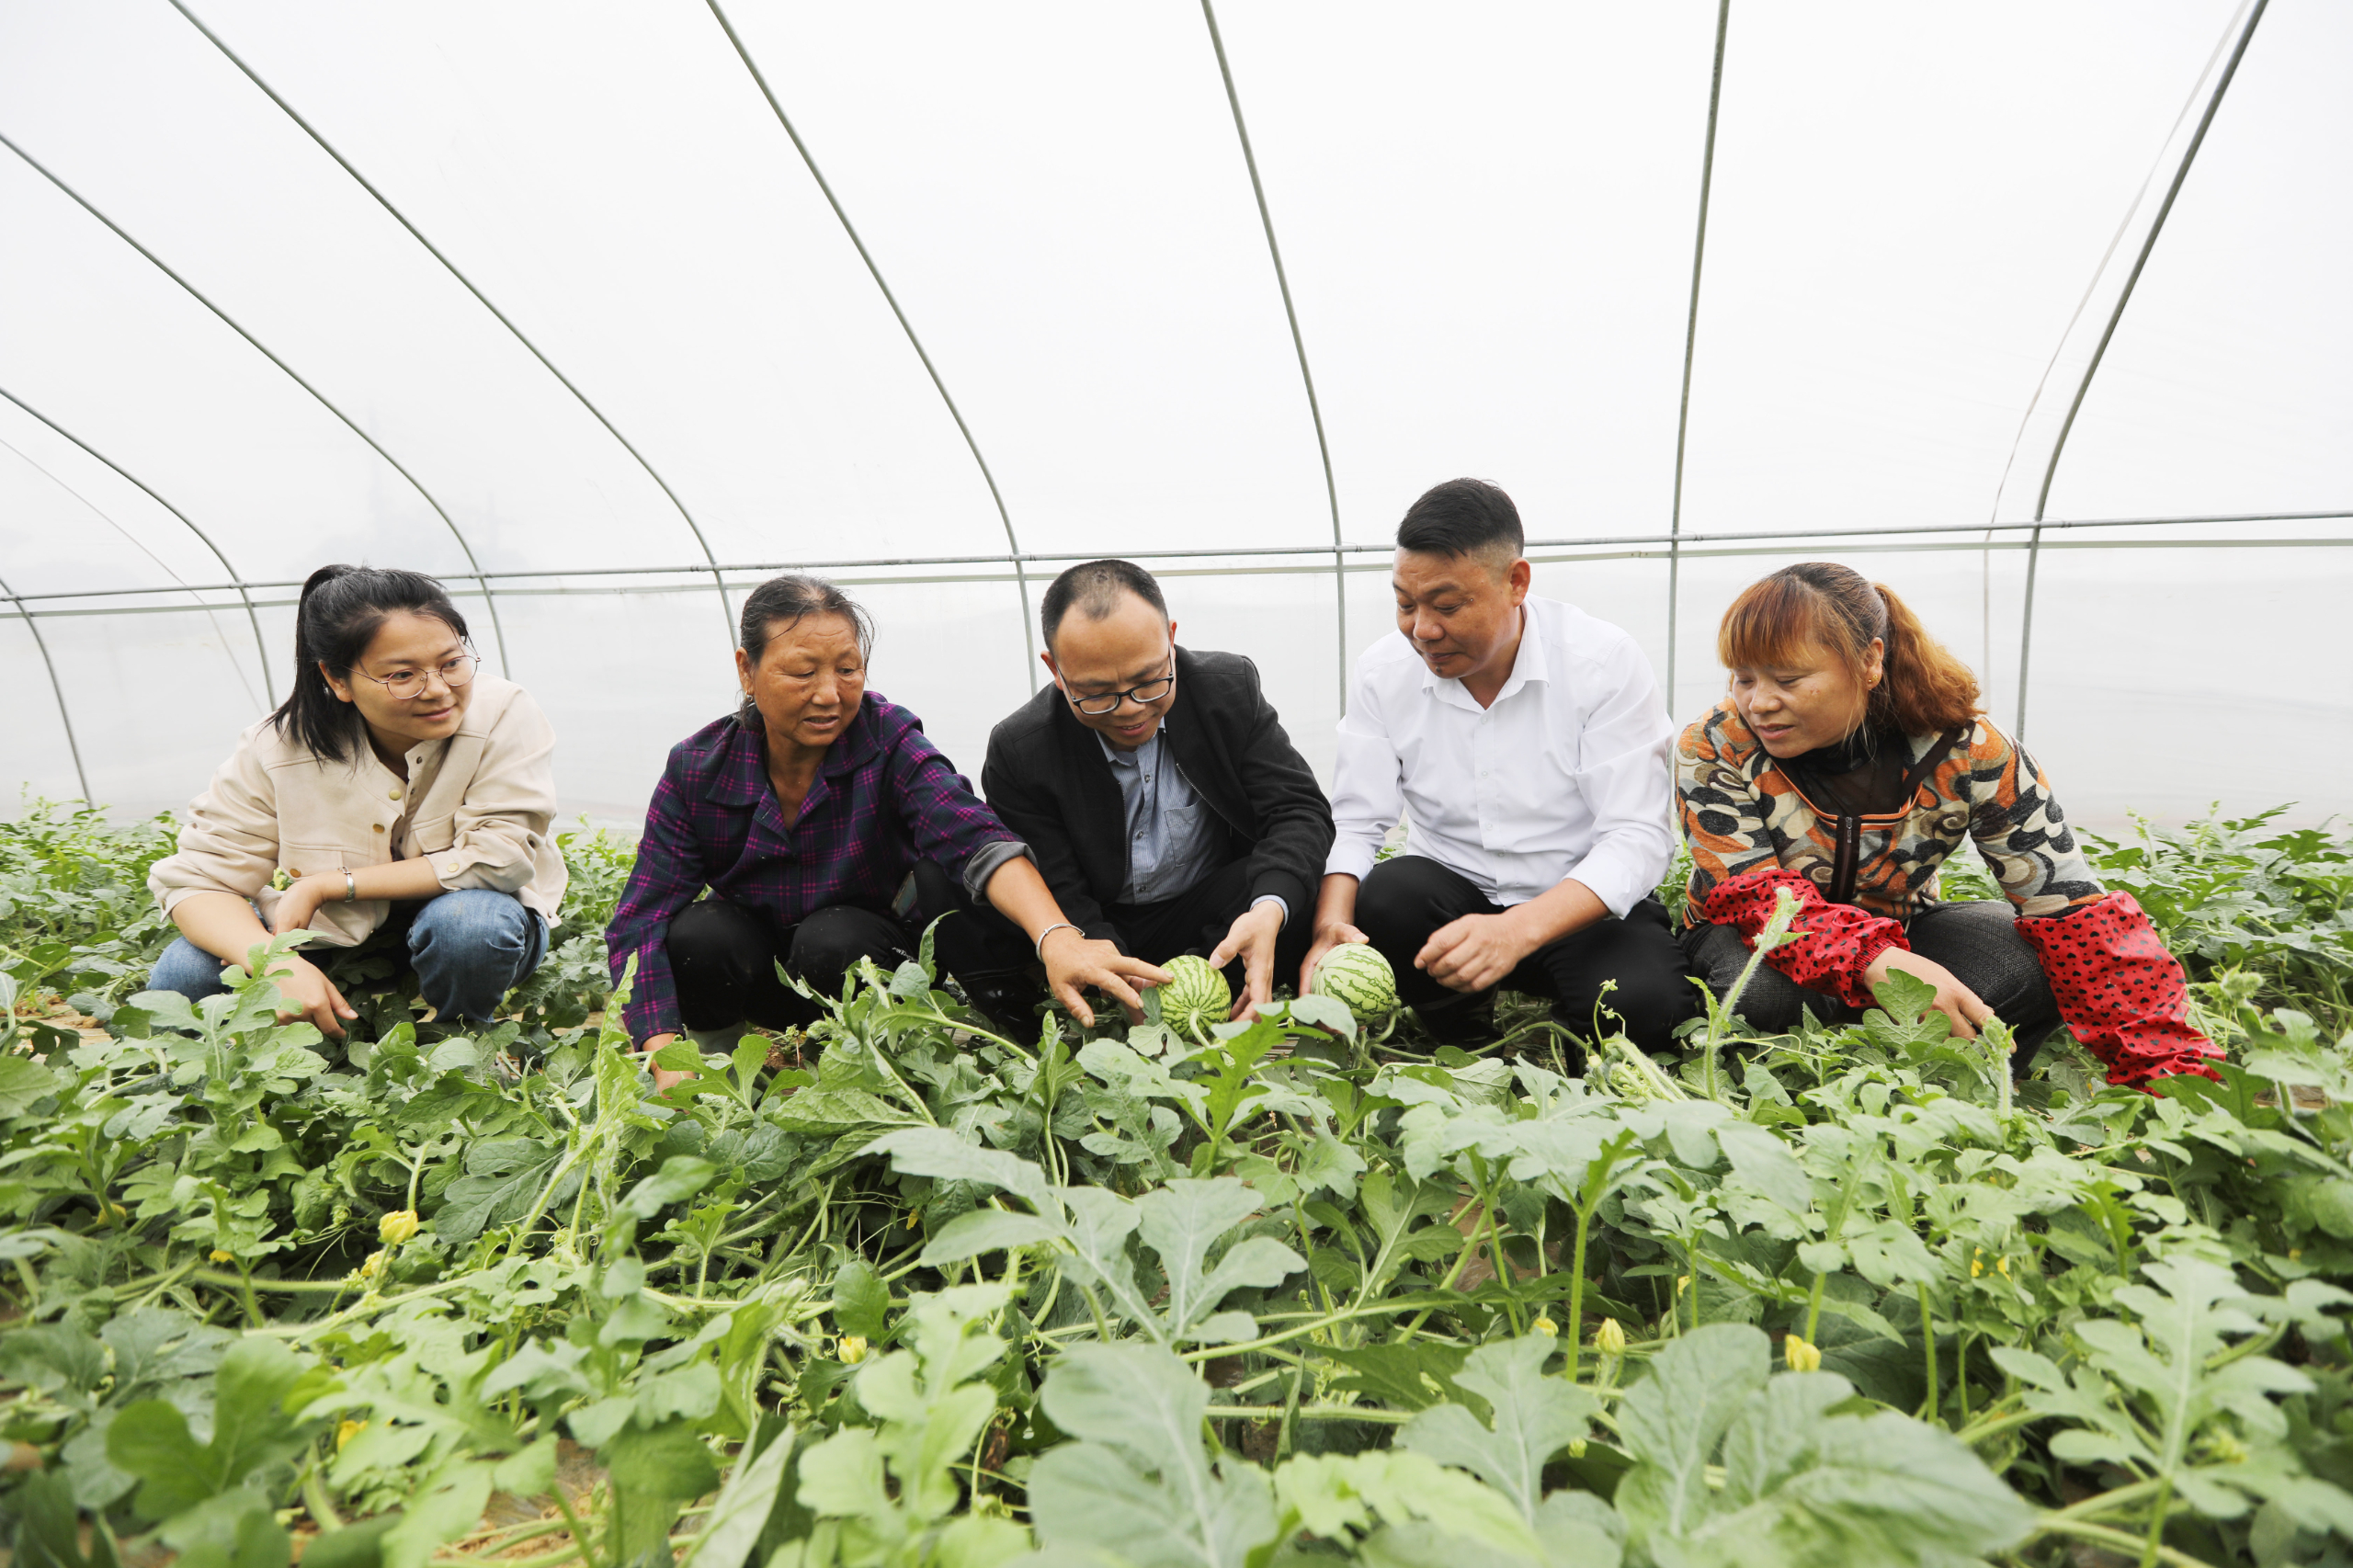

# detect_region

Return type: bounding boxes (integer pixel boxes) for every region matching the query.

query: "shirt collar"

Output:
[1419,603,1546,710]
[1097,729,1157,770]
[704,699,881,805]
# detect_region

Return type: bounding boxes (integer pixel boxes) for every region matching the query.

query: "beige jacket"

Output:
[148,676,568,947]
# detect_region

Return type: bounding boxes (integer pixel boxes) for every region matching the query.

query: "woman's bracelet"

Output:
[343,870,358,903]
[1033,922,1078,960]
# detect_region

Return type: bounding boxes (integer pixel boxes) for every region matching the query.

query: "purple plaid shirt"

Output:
[606,694,1017,1040]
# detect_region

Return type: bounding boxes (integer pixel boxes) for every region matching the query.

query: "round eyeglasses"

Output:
[1064,654,1176,716]
[354,649,481,702]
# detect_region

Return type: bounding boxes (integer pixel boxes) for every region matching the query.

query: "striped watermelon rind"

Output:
[1313,943,1397,1024]
[1160,954,1232,1032]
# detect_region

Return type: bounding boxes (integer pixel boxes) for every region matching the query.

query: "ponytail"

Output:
[1869,581,1978,735]
[269,565,471,765]
[1717,562,1978,738]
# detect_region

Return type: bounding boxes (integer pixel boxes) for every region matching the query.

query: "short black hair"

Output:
[1395,478,1524,561]
[1040,560,1167,650]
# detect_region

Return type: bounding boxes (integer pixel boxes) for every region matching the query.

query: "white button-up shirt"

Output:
[1324,596,1677,916]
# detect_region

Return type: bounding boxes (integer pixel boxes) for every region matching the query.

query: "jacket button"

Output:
[373,823,386,834]
[390,788,403,801]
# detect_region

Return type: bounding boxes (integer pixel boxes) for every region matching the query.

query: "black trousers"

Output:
[1681,898,2062,1051]
[1352,855,1699,1055]
[963,856,1313,997]
[666,860,997,1031]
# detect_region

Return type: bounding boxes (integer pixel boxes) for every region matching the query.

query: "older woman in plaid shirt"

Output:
[607,575,1165,1080]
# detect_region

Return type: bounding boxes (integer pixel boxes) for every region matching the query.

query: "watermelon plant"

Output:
[0,800,2348,1568]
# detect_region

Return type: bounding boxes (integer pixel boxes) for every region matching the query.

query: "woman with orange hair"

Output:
[1676,562,2218,1088]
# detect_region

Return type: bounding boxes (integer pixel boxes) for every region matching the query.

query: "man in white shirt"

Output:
[1302,478,1696,1060]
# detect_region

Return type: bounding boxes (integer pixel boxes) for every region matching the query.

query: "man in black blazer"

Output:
[974,560,1335,1020]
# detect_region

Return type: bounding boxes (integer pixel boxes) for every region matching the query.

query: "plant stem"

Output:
[2028,1515,2213,1568]
[301,1463,345,1530]
[1564,1203,1593,1384]
[1915,1282,1938,1421]
[191,1268,350,1294]
[2138,1475,2175,1568]
[1202,1403,1409,1426]
[548,1475,600,1568]
[2041,1477,2167,1525]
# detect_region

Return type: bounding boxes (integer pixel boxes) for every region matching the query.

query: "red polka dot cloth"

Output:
[1692,866,1907,1011]
[2014,890,2223,1088]
[1696,869,2222,1088]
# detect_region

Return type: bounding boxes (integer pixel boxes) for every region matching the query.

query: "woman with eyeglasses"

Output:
[147,565,563,1040]
[605,574,1165,1085]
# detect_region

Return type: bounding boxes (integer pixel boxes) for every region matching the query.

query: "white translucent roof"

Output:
[4,0,2345,830]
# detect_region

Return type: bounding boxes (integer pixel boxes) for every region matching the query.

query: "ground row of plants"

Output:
[1,797,2350,1567]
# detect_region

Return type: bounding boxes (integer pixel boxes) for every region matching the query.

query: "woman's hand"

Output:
[1299,919,1369,998]
[1865,948,1995,1040]
[269,873,344,938]
[640,1032,695,1092]
[262,953,358,1041]
[1040,926,1169,1028]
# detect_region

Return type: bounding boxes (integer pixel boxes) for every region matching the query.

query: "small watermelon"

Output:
[1313,942,1398,1026]
[1159,954,1232,1034]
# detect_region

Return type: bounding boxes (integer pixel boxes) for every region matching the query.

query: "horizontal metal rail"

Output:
[5,507,2346,606]
[7,530,2345,619]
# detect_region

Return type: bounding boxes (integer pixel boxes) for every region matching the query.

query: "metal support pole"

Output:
[0,384,276,705]
[704,0,1040,690]
[2015,523,2043,737]
[0,132,515,678]
[1199,0,1349,716]
[0,578,91,801]
[1667,0,1732,714]
[169,0,737,649]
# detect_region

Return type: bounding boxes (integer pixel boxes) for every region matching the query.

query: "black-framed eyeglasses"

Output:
[354,647,481,702]
[1063,652,1176,717]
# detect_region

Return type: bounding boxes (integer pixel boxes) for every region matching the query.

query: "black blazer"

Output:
[981,647,1336,939]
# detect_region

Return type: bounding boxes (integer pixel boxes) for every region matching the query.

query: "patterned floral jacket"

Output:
[1676,701,2219,1087]
[1677,702,2099,923]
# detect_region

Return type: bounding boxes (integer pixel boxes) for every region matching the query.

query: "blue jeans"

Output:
[149,890,550,1024]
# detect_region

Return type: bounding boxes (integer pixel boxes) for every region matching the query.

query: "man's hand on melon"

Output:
[1040,926,1168,1028]
[1207,899,1285,1021]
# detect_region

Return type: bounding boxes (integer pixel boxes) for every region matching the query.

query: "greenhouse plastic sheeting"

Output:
[2,0,2346,830]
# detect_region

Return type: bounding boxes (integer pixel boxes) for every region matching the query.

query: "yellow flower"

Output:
[335,1419,367,1451]
[1675,1274,1691,1297]
[1595,1318,1628,1357]
[210,1249,235,1265]
[358,1251,385,1279]
[270,868,294,892]
[837,1335,868,1365]
[1784,1335,1822,1372]
[1970,1251,1984,1278]
[378,1210,420,1245]
[1532,1316,1558,1337]
[1995,1256,2010,1278]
